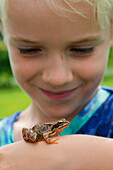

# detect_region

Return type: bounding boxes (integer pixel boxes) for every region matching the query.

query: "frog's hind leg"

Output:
[43,132,59,144]
[22,128,38,143]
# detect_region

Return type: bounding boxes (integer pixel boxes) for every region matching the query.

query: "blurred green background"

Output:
[0,39,113,119]
[0,40,31,119]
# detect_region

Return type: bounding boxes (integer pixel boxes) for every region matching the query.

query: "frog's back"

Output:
[33,123,52,138]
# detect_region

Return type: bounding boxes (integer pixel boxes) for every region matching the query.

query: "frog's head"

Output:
[51,118,70,134]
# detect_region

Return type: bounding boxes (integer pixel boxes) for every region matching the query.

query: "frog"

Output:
[22,118,70,144]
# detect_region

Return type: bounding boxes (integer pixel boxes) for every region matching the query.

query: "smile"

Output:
[38,86,81,101]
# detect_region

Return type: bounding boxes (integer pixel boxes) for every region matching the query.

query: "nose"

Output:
[42,55,73,86]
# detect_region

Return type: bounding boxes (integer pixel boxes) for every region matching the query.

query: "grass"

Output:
[0,74,113,119]
[101,76,113,87]
[0,87,31,119]
[0,41,7,50]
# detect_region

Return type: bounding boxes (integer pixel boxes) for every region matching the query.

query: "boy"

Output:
[0,0,113,169]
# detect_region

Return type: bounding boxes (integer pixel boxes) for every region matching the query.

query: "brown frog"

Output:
[22,118,70,144]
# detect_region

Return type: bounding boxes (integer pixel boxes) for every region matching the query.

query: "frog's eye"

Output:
[58,121,63,125]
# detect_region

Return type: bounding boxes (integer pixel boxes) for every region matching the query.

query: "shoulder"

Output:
[0,117,8,133]
[101,86,113,107]
[102,86,113,93]
[0,111,22,129]
[77,86,113,137]
[0,111,22,147]
[92,86,113,137]
[102,85,113,94]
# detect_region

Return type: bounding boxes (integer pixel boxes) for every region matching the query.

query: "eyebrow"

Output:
[69,36,104,45]
[10,35,104,45]
[10,37,42,45]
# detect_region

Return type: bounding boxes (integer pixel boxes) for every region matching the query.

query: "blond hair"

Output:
[0,0,113,30]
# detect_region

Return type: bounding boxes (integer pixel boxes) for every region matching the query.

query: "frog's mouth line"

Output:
[52,123,70,130]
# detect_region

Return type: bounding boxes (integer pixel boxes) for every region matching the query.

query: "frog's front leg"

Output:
[22,128,38,143]
[43,131,59,144]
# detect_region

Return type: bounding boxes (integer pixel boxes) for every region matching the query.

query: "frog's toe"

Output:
[46,138,59,144]
[22,128,28,137]
[29,132,38,142]
[22,128,29,141]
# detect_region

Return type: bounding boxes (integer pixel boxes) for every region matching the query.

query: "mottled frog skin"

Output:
[22,118,70,144]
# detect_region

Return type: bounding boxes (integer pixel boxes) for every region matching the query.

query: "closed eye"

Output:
[17,48,43,55]
[70,47,94,54]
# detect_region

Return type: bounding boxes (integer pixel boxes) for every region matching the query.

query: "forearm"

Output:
[0,135,113,170]
[68,135,113,170]
[0,138,71,170]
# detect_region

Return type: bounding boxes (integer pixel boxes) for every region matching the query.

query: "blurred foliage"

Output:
[0,41,113,88]
[0,41,17,88]
[108,47,113,66]
[0,31,3,40]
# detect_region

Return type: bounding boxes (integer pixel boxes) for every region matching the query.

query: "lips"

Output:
[39,86,80,100]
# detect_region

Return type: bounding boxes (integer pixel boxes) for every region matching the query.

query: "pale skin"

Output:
[1,0,113,169]
[1,135,113,170]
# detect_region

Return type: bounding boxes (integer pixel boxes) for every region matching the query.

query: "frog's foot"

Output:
[47,138,59,144]
[22,128,38,143]
[43,133,59,144]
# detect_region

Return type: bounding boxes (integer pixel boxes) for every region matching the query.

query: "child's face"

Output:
[2,0,113,119]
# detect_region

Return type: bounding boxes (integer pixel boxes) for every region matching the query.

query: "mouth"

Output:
[59,122,70,128]
[52,122,70,130]
[38,85,82,101]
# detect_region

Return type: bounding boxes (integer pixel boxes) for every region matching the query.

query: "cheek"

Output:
[79,60,105,80]
[71,50,109,82]
[8,47,43,81]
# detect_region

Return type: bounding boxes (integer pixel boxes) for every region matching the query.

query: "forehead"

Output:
[3,0,108,41]
[6,0,95,19]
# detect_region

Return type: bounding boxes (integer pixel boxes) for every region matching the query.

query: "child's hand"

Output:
[0,135,113,170]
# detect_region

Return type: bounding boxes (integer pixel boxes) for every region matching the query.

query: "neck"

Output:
[20,103,58,127]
